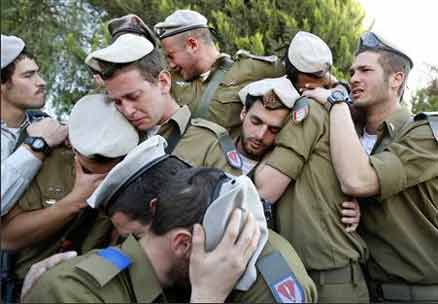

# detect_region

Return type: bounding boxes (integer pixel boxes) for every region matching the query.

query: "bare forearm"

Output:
[1,196,83,250]
[330,104,379,196]
[255,164,291,202]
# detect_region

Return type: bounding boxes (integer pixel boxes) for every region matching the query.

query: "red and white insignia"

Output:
[226,150,242,169]
[273,276,304,303]
[291,107,309,123]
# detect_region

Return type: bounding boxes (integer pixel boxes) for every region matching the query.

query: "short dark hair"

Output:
[150,167,225,235]
[1,48,34,84]
[357,48,411,96]
[106,156,190,224]
[96,48,164,83]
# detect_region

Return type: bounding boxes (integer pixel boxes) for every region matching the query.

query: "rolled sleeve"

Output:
[1,146,42,216]
[369,151,407,199]
[266,146,305,180]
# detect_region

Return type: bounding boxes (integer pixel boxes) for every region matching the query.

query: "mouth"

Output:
[129,117,145,126]
[351,87,364,100]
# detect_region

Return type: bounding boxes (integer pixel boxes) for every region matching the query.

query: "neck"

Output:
[1,97,26,128]
[139,234,171,286]
[160,95,181,124]
[197,46,220,74]
[364,97,400,134]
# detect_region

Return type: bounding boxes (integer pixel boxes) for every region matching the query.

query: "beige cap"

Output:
[288,31,332,75]
[68,94,139,159]
[154,9,209,39]
[87,136,168,209]
[239,76,301,109]
[203,174,268,291]
[108,14,158,47]
[1,34,25,69]
[85,33,154,73]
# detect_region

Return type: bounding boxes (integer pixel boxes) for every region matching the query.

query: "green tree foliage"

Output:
[2,0,365,115]
[411,65,438,113]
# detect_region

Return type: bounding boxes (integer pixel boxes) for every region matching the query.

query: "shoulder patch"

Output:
[76,247,132,287]
[257,251,305,303]
[190,118,242,169]
[234,49,278,63]
[290,97,310,123]
[414,112,438,142]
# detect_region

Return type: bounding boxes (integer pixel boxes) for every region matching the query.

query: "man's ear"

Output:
[158,70,172,94]
[185,36,199,53]
[170,229,192,259]
[390,71,405,92]
[240,106,247,121]
[148,198,158,217]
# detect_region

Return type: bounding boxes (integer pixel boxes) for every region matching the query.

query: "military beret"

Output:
[1,34,25,69]
[154,9,209,40]
[239,76,301,109]
[288,31,333,75]
[87,136,168,209]
[108,14,158,47]
[85,33,154,73]
[203,174,268,291]
[68,93,139,159]
[357,31,413,69]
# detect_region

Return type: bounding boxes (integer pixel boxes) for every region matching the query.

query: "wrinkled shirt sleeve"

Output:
[1,133,42,216]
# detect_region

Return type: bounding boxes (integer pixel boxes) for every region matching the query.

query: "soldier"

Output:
[85,29,242,175]
[303,31,438,302]
[24,137,317,303]
[1,34,68,216]
[1,94,139,298]
[154,10,285,136]
[253,32,370,302]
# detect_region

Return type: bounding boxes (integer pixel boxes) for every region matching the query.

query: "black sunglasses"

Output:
[357,32,413,68]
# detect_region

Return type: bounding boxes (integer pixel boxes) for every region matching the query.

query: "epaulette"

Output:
[234,49,278,63]
[257,251,305,303]
[290,96,310,124]
[75,247,132,287]
[414,112,438,142]
[190,118,242,169]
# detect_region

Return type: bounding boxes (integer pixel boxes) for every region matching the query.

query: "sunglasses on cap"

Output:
[357,32,413,69]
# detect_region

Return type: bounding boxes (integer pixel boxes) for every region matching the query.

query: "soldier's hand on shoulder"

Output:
[27,118,68,148]
[21,251,77,302]
[190,209,261,303]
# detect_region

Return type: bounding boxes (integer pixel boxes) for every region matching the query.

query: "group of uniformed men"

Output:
[1,8,437,304]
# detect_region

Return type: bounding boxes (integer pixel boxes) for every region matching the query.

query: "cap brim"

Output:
[85,33,154,71]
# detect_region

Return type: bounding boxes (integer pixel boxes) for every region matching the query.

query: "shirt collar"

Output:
[169,105,191,134]
[376,107,411,138]
[1,112,31,130]
[121,235,165,303]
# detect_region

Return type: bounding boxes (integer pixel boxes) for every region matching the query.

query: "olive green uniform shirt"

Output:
[171,52,285,137]
[14,147,112,280]
[25,232,317,303]
[154,105,242,176]
[359,108,438,284]
[265,100,368,270]
[24,235,168,303]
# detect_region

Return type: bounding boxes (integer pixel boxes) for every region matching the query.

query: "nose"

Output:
[36,73,46,88]
[121,101,137,118]
[350,70,360,85]
[255,125,268,139]
[167,60,176,70]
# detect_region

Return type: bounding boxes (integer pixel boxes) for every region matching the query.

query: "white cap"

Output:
[288,31,332,75]
[85,33,154,73]
[239,76,301,109]
[154,9,209,39]
[68,94,139,159]
[1,34,25,69]
[87,136,168,209]
[203,174,268,291]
